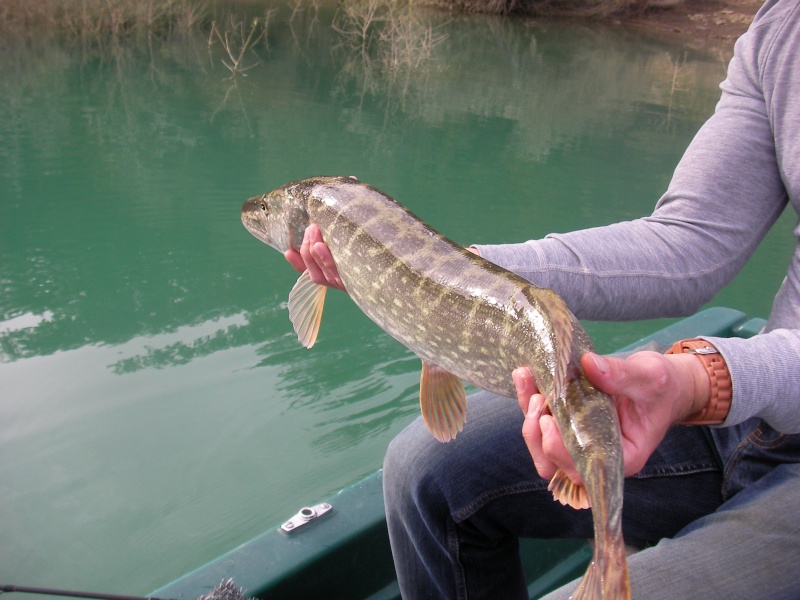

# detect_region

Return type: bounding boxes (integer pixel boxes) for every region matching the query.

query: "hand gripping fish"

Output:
[241,176,630,599]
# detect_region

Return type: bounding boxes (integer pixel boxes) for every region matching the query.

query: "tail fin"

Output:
[570,534,630,600]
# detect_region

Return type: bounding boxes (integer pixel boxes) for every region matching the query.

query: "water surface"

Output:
[0,5,793,593]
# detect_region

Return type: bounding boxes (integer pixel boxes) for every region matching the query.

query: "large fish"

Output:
[241,176,630,599]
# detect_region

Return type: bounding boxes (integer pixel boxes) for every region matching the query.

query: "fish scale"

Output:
[242,176,631,599]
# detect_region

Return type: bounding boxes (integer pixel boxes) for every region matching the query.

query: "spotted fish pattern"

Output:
[241,176,630,599]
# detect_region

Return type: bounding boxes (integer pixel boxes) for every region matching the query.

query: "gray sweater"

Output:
[476,0,800,433]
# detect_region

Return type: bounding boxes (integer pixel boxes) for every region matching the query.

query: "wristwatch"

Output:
[665,338,732,425]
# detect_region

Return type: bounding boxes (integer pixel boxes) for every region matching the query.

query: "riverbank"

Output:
[0,0,763,52]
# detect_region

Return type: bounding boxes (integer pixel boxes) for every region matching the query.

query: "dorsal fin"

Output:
[287,270,328,348]
[522,285,575,400]
[419,361,467,443]
[532,289,574,403]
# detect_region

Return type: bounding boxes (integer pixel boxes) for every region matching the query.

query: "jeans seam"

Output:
[451,461,722,520]
[451,481,548,524]
[722,423,789,499]
[631,462,720,478]
[747,428,788,449]
[448,516,468,600]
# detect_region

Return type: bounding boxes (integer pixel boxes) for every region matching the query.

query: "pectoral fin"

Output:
[287,270,328,348]
[420,362,467,443]
[548,468,591,510]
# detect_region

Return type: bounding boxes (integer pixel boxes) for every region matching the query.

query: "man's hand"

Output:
[513,350,710,483]
[284,224,346,291]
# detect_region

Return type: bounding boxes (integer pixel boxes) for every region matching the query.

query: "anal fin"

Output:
[548,468,591,510]
[419,361,467,443]
[287,270,328,348]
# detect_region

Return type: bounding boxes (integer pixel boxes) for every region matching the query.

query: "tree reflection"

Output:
[0,4,728,367]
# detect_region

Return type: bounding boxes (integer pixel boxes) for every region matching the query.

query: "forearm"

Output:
[480,1,800,433]
[476,11,788,321]
[706,330,800,433]
[475,99,786,321]
[475,218,748,321]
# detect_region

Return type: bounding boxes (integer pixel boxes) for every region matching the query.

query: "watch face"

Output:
[690,346,719,355]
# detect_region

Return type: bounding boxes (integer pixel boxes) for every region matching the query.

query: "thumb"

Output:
[581,352,611,380]
[580,352,631,396]
[583,350,671,397]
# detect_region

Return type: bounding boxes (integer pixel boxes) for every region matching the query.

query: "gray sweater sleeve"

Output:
[475,0,800,433]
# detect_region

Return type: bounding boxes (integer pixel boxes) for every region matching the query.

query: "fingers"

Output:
[521,393,555,479]
[299,224,326,283]
[310,241,345,291]
[512,368,538,414]
[286,224,346,291]
[514,369,552,478]
[538,414,584,485]
[513,368,583,485]
[284,247,306,273]
[520,394,583,484]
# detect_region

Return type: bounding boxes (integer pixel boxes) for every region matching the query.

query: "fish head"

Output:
[241,186,309,254]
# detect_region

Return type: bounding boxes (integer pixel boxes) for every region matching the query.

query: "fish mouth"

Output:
[241,197,273,246]
[240,198,259,228]
[241,195,263,216]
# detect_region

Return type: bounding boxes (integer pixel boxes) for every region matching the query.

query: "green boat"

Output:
[151,307,765,600]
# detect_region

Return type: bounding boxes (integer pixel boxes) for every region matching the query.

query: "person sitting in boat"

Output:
[285,1,800,597]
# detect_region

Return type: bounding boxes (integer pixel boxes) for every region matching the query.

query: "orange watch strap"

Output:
[665,339,732,425]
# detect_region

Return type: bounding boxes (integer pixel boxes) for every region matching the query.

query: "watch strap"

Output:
[665,338,732,425]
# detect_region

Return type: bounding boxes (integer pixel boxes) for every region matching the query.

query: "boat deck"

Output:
[151,307,765,600]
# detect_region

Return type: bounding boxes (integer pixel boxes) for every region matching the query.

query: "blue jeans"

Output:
[383,390,800,599]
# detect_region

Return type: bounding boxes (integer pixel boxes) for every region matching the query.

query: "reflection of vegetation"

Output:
[328,10,729,156]
[0,0,209,38]
[330,0,645,18]
[108,309,290,374]
[0,5,728,365]
[310,367,420,453]
[448,0,638,17]
[0,0,652,37]
[209,12,274,78]
[328,0,449,135]
[332,0,447,79]
[333,0,387,57]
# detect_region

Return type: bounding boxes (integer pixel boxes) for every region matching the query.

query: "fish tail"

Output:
[570,458,630,600]
[569,532,630,600]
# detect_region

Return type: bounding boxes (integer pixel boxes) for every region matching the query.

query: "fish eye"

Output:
[259,199,268,213]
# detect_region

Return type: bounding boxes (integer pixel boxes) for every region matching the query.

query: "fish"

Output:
[241,175,630,599]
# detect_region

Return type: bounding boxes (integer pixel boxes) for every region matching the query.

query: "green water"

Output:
[0,4,793,594]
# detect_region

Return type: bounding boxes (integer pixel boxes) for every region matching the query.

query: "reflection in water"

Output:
[0,8,728,363]
[0,310,55,334]
[108,309,277,374]
[1,5,769,595]
[330,9,730,158]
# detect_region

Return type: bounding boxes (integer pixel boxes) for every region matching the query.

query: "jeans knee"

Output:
[383,417,447,513]
[384,393,522,521]
[383,427,408,481]
[385,419,425,492]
